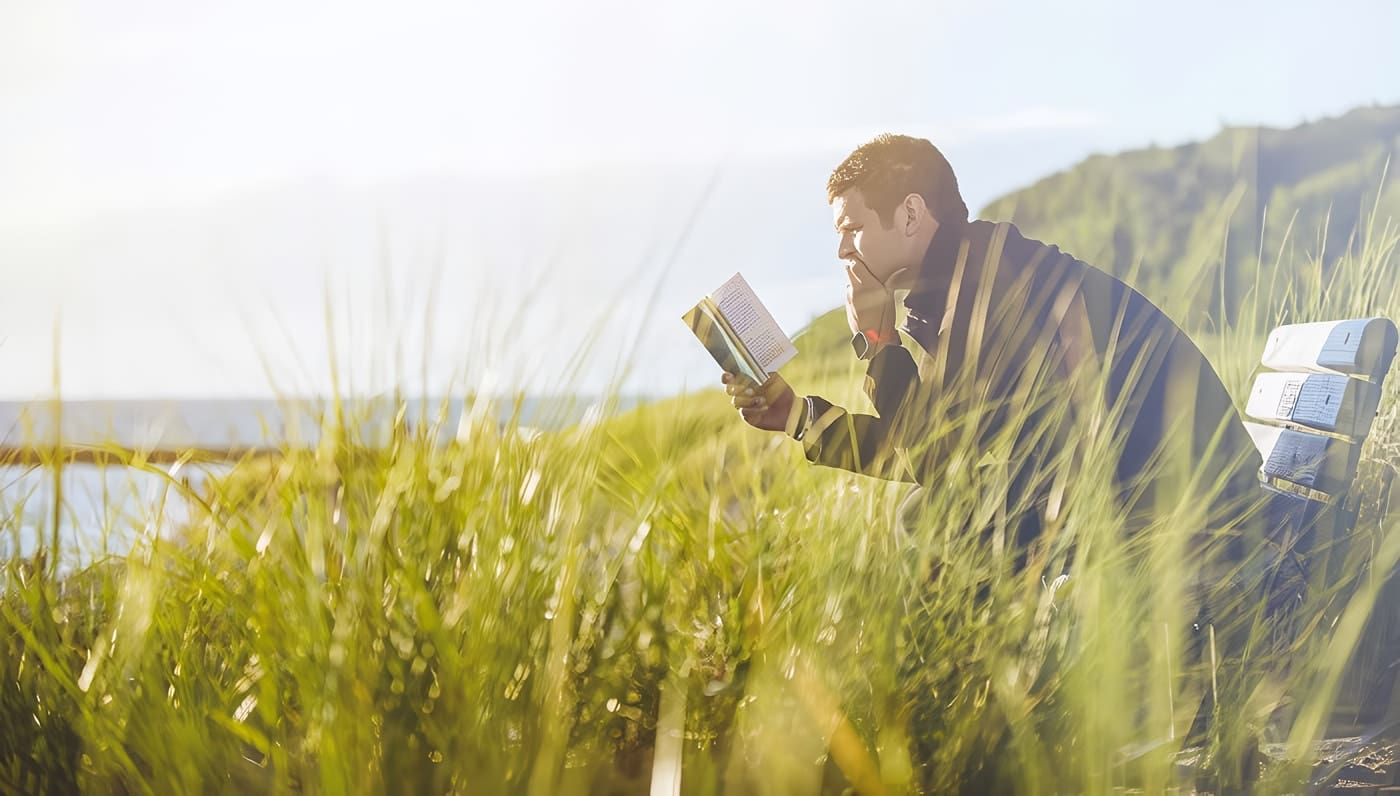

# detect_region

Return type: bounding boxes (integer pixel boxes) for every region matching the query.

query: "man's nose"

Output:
[837,234,855,261]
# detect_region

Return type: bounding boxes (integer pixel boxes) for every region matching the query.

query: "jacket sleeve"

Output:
[795,343,923,483]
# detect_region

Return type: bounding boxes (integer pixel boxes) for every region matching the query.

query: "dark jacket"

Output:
[796,219,1263,550]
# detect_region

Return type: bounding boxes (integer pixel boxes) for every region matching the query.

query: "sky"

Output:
[2,0,1399,399]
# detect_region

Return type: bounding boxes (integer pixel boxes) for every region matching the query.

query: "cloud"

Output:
[954,106,1111,135]
[729,108,1112,161]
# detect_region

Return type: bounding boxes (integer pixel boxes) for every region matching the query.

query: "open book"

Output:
[681,272,798,384]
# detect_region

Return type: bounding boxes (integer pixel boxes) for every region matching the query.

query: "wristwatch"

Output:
[851,329,890,361]
[787,395,816,440]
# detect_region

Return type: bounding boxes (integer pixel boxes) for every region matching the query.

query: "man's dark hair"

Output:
[827,134,968,230]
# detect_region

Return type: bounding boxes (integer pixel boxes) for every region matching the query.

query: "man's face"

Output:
[831,189,909,286]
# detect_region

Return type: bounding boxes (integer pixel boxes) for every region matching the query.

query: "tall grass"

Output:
[3,202,1400,794]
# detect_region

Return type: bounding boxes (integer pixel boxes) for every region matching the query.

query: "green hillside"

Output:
[979,104,1400,327]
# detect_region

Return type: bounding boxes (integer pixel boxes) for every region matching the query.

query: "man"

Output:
[724,133,1262,561]
[720,134,1273,786]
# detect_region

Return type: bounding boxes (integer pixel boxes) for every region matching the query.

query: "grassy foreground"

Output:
[3,210,1400,794]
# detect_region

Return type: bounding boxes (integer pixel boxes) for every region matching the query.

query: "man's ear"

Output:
[902,193,930,236]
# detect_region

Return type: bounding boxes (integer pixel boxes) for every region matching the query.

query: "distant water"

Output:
[0,394,649,567]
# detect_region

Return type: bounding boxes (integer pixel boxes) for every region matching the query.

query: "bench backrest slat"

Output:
[1260,318,1399,377]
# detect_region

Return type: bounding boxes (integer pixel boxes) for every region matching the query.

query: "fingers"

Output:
[721,371,764,409]
[722,372,759,395]
[738,405,770,424]
[730,386,766,410]
[846,260,883,291]
[845,261,899,338]
[848,260,906,294]
[845,263,870,299]
[735,394,768,412]
[731,385,766,410]
[723,371,790,419]
[845,261,867,287]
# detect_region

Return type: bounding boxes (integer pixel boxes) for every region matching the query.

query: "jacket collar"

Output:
[902,217,973,325]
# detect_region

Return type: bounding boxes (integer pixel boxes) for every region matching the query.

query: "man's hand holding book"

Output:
[683,273,807,437]
[721,371,799,433]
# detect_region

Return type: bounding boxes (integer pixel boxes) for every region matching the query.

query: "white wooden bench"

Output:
[1244,317,1398,516]
[1238,317,1400,784]
[1242,318,1397,571]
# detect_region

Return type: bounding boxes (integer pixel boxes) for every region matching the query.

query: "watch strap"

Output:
[788,395,815,440]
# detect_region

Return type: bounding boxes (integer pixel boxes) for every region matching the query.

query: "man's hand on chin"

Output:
[722,371,798,433]
[845,261,907,354]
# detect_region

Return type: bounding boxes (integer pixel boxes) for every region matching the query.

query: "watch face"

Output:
[851,331,873,360]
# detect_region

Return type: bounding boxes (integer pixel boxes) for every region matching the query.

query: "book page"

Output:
[710,273,798,373]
